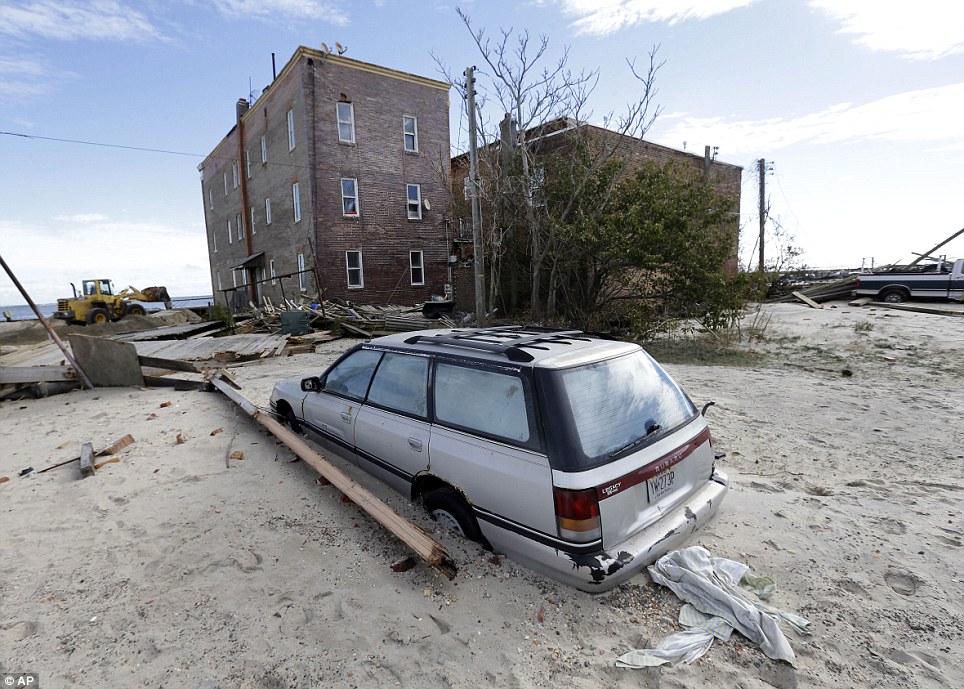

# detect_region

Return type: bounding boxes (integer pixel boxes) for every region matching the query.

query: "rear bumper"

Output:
[481,469,729,592]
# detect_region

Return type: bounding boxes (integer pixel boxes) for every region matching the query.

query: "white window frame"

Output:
[346,250,363,289]
[217,272,222,291]
[212,228,218,253]
[337,102,355,143]
[410,250,424,286]
[260,135,267,164]
[403,115,418,152]
[208,188,213,210]
[250,205,256,235]
[269,259,277,285]
[236,213,243,240]
[292,182,301,223]
[223,172,228,196]
[297,252,306,291]
[231,161,239,189]
[287,109,296,151]
[341,178,359,217]
[245,149,251,179]
[406,183,422,220]
[265,197,272,225]
[232,269,237,288]
[227,219,233,245]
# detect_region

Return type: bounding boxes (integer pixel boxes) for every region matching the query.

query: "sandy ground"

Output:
[1,302,962,688]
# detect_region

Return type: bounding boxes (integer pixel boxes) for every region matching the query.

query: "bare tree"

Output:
[436,9,664,318]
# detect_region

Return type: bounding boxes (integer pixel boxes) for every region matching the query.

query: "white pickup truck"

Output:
[854,258,964,303]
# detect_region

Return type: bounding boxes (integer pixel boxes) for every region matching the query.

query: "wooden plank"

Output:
[79,442,95,478]
[137,355,202,374]
[341,322,372,338]
[142,375,210,391]
[0,366,75,384]
[68,334,144,387]
[875,303,964,317]
[791,291,824,309]
[205,372,457,580]
[37,434,136,474]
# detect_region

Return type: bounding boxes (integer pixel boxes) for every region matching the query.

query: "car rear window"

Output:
[540,350,697,469]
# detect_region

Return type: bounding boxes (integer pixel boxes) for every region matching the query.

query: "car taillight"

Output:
[553,487,601,543]
[855,278,861,288]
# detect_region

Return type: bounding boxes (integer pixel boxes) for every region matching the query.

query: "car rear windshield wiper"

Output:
[609,424,662,458]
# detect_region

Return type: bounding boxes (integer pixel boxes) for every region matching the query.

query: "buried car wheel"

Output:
[880,288,908,304]
[277,402,302,433]
[424,486,490,549]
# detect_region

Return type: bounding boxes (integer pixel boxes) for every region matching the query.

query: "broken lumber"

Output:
[0,366,76,385]
[205,371,457,580]
[37,434,135,474]
[79,442,95,477]
[848,297,874,306]
[791,291,824,309]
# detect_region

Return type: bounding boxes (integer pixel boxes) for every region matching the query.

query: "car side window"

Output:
[323,349,382,400]
[434,362,530,443]
[366,352,429,418]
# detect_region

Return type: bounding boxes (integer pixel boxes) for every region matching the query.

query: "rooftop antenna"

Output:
[335,41,347,55]
[320,41,331,55]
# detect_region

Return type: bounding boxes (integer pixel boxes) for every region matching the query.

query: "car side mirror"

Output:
[300,376,322,392]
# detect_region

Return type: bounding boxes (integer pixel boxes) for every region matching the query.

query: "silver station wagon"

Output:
[270,326,729,591]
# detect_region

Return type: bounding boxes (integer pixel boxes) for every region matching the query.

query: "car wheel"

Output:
[423,486,490,548]
[282,404,302,434]
[86,307,110,325]
[879,288,907,304]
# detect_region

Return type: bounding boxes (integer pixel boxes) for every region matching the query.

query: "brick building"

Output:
[199,48,452,310]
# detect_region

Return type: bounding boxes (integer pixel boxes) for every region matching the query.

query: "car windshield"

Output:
[540,350,697,469]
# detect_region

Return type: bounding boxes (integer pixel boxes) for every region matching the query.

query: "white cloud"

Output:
[548,0,757,35]
[0,55,57,99]
[53,213,110,223]
[655,83,964,155]
[0,1,162,42]
[810,0,964,60]
[212,0,349,26]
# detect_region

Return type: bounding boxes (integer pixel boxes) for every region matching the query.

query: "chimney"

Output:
[236,98,250,120]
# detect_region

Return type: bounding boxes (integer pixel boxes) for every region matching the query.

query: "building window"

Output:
[265,197,272,224]
[236,213,243,240]
[292,182,301,223]
[250,206,256,235]
[346,250,363,288]
[217,272,222,291]
[403,115,418,152]
[208,188,213,210]
[269,258,277,285]
[407,183,422,220]
[337,102,355,143]
[341,178,358,216]
[223,172,227,196]
[212,229,218,253]
[287,109,296,151]
[231,161,239,189]
[297,252,306,291]
[410,250,424,285]
[260,135,267,164]
[232,269,237,288]
[227,219,233,245]
[245,149,251,179]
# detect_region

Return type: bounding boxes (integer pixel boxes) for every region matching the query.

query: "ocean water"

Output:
[1,296,215,321]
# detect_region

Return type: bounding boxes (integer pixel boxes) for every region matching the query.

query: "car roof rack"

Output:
[403,326,591,362]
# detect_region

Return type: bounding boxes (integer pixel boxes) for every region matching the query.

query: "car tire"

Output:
[424,486,490,549]
[879,288,907,304]
[282,404,302,434]
[86,307,110,325]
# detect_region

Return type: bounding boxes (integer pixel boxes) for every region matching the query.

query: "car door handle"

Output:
[340,412,352,423]
[408,437,423,452]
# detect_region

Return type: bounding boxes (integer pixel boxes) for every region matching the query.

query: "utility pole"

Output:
[464,66,485,324]
[757,158,766,273]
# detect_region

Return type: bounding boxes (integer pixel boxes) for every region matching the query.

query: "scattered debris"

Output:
[391,556,417,573]
[229,450,244,460]
[176,433,189,445]
[79,442,96,478]
[210,428,224,436]
[160,401,172,408]
[37,435,135,474]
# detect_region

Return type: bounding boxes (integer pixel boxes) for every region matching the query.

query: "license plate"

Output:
[647,468,676,502]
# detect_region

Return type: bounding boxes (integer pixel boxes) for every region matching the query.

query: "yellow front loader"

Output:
[53,279,173,325]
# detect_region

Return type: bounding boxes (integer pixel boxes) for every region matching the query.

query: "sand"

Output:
[1,302,962,688]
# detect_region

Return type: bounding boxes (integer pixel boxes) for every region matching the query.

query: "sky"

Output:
[1,0,962,305]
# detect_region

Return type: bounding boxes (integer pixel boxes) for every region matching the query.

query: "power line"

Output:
[0,130,306,169]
